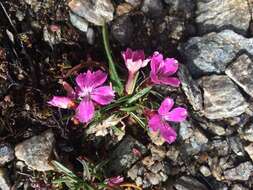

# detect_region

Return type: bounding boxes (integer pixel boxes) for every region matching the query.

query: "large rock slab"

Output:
[15,130,55,171]
[200,75,248,119]
[196,0,251,35]
[225,54,253,98]
[180,30,253,77]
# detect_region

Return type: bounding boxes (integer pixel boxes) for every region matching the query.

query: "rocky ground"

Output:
[0,0,253,189]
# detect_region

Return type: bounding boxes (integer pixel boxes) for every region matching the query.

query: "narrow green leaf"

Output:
[127,86,152,104]
[102,24,124,95]
[129,112,146,129]
[51,160,77,179]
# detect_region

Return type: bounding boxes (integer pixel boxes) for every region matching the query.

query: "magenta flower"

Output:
[107,176,124,187]
[122,48,150,94]
[148,97,187,144]
[74,70,115,123]
[48,96,75,109]
[150,51,180,87]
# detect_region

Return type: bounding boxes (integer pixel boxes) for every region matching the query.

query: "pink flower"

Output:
[107,176,124,187]
[48,96,75,109]
[122,48,150,94]
[74,70,115,123]
[148,97,187,144]
[150,52,180,87]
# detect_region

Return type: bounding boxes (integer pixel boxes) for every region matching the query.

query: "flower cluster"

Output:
[48,48,187,144]
[48,70,115,123]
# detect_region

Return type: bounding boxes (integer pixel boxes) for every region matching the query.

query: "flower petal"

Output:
[159,76,181,87]
[62,81,76,99]
[75,70,107,89]
[91,86,115,105]
[159,122,177,144]
[48,96,74,109]
[150,51,163,73]
[148,114,162,132]
[75,99,95,123]
[163,58,179,75]
[164,107,187,122]
[122,48,133,62]
[158,97,174,116]
[132,50,145,62]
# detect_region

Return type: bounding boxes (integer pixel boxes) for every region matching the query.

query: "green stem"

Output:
[102,24,124,96]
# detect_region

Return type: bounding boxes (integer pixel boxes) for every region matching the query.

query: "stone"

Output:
[199,165,211,177]
[0,144,14,166]
[200,75,248,119]
[0,168,10,190]
[111,15,134,45]
[69,12,88,32]
[196,0,251,35]
[179,120,194,140]
[199,120,226,136]
[116,3,133,16]
[106,136,147,175]
[211,139,229,156]
[244,143,253,161]
[223,161,253,181]
[179,30,253,77]
[141,0,163,18]
[241,123,253,142]
[225,54,253,98]
[180,121,208,156]
[178,64,203,111]
[125,0,142,7]
[228,136,245,156]
[15,130,55,171]
[68,0,114,26]
[231,184,249,190]
[173,176,208,190]
[164,0,196,19]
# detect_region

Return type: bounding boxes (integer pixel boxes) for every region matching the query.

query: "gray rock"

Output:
[244,143,253,161]
[0,168,10,190]
[0,144,14,166]
[69,12,88,32]
[196,0,251,35]
[164,0,196,19]
[15,130,55,171]
[68,0,114,26]
[228,136,245,156]
[181,121,208,156]
[179,120,194,140]
[174,176,208,190]
[180,30,253,77]
[223,161,253,181]
[212,139,229,156]
[241,123,253,142]
[111,15,134,45]
[199,165,211,177]
[178,64,203,111]
[106,136,147,175]
[231,184,249,190]
[199,120,226,136]
[200,75,248,119]
[125,0,142,7]
[225,54,253,98]
[141,0,163,18]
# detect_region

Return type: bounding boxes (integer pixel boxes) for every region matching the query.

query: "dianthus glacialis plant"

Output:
[48,48,187,144]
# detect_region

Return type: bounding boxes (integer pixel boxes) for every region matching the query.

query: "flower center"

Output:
[79,87,93,99]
